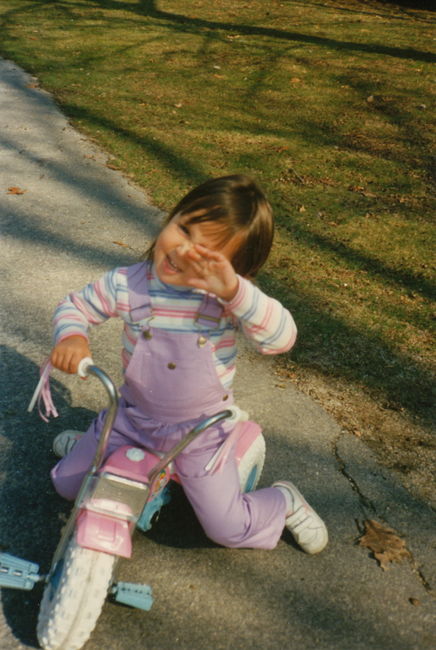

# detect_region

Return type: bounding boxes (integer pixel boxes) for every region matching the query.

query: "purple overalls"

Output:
[51,263,287,549]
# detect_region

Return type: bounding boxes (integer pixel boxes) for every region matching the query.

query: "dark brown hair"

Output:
[145,175,274,277]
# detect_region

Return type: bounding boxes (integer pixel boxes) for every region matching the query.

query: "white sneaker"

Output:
[273,480,328,554]
[53,430,83,458]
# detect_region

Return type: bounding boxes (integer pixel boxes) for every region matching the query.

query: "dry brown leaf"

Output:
[358,519,411,571]
[7,186,26,195]
[112,241,129,248]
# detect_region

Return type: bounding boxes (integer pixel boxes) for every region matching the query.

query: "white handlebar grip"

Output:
[77,357,94,378]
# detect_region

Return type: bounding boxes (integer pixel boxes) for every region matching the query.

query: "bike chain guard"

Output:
[0,552,42,590]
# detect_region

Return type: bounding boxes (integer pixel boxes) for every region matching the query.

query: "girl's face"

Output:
[153,214,239,287]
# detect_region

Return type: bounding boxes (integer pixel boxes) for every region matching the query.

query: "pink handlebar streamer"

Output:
[27,360,59,422]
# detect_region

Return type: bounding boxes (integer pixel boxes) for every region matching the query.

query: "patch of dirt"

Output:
[276,364,436,509]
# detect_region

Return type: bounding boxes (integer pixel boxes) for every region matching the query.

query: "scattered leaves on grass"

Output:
[7,186,26,195]
[358,519,411,571]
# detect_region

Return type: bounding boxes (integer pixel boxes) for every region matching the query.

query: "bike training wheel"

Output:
[37,536,116,650]
[237,433,266,493]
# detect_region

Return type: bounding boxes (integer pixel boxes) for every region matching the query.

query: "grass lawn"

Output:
[0,0,435,502]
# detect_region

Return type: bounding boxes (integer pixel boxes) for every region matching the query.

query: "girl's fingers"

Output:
[193,244,224,261]
[63,351,75,374]
[185,247,203,261]
[51,348,79,374]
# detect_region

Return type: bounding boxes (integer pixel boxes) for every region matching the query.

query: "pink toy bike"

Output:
[0,360,265,650]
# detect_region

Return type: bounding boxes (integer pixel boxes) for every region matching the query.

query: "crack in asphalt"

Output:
[333,430,433,595]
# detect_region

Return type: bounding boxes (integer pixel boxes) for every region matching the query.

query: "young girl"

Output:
[49,174,328,554]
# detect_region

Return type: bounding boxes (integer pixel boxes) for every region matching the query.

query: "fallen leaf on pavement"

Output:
[7,186,26,195]
[112,241,129,247]
[358,519,411,571]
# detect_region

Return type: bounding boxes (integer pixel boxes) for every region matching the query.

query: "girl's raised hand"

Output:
[183,244,239,301]
[50,335,91,374]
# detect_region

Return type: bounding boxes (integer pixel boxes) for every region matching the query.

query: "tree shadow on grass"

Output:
[276,215,435,303]
[134,0,435,63]
[25,0,433,62]
[260,267,435,427]
[305,0,435,18]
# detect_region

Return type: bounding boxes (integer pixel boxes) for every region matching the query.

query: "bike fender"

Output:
[233,421,263,463]
[76,510,132,558]
[102,445,171,485]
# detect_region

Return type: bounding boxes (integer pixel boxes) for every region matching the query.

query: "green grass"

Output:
[1,0,435,480]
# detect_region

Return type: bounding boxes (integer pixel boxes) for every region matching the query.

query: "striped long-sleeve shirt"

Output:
[53,262,297,389]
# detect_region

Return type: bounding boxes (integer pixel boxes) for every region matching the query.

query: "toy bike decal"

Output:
[151,469,169,496]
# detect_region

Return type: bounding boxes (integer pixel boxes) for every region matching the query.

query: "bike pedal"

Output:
[111,581,154,611]
[0,552,42,590]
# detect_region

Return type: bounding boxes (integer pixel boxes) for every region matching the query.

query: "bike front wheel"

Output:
[37,536,116,650]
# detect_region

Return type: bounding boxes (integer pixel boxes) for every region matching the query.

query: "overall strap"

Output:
[194,293,224,329]
[127,262,153,323]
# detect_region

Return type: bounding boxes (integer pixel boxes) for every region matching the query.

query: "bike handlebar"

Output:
[78,361,119,469]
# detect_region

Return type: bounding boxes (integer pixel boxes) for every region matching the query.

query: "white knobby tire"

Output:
[37,537,116,650]
[237,433,266,493]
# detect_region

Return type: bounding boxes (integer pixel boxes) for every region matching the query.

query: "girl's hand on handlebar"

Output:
[50,336,91,374]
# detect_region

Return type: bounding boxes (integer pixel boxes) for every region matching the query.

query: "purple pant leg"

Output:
[51,413,134,500]
[175,448,287,550]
